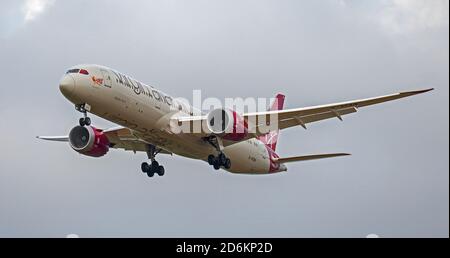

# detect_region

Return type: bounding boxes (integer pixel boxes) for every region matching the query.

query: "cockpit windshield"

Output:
[66,68,89,75]
[66,69,80,74]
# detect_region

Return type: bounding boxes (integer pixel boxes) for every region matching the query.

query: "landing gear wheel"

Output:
[224,158,231,169]
[79,118,85,127]
[218,153,227,165]
[208,152,231,170]
[157,166,165,176]
[151,160,159,170]
[142,145,165,178]
[84,117,91,126]
[76,104,91,126]
[141,162,150,173]
[79,117,91,126]
[208,155,216,165]
[213,161,221,170]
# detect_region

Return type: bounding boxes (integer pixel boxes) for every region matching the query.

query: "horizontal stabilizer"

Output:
[36,136,69,142]
[273,153,350,164]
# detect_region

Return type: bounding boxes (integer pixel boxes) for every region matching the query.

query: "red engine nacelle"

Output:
[68,126,110,157]
[206,108,248,141]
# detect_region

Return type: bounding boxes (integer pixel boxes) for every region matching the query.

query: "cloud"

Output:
[0,0,55,38]
[22,0,55,22]
[340,0,449,34]
[379,0,449,34]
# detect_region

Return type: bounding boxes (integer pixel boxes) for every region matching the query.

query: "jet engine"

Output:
[206,108,248,141]
[68,126,110,157]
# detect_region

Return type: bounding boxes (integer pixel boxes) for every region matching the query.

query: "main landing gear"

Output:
[208,153,231,170]
[205,136,231,170]
[76,104,91,126]
[141,145,165,177]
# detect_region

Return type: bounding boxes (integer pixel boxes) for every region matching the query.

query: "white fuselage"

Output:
[60,64,286,174]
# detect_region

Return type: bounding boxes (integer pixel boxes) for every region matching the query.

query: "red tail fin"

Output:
[258,93,285,151]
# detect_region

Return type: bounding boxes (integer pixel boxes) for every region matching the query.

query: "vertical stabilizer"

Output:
[257,94,285,151]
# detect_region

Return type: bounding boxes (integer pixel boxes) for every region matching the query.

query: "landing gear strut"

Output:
[205,136,231,170]
[141,145,165,177]
[76,104,91,126]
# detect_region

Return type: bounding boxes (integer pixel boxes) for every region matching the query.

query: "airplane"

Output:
[37,64,433,177]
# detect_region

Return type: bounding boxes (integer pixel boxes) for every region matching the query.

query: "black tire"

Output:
[84,117,91,126]
[207,155,215,165]
[224,158,231,169]
[213,161,221,170]
[141,162,149,173]
[218,153,227,165]
[151,160,159,168]
[79,118,85,127]
[157,166,165,176]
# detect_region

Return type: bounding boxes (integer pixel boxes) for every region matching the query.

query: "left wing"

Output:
[37,126,172,155]
[245,88,433,132]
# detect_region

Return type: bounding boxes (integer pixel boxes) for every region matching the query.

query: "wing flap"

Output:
[278,107,358,130]
[103,126,172,154]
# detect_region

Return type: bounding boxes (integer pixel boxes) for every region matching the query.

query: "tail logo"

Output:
[263,131,278,146]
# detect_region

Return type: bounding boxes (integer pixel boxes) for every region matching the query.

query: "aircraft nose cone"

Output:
[59,74,75,97]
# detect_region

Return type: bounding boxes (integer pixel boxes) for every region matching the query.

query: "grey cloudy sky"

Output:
[0,0,448,237]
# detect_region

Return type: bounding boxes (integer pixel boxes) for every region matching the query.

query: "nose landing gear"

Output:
[76,104,91,126]
[141,145,165,177]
